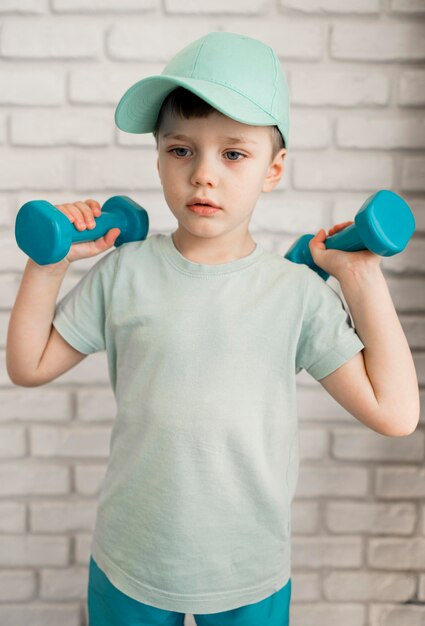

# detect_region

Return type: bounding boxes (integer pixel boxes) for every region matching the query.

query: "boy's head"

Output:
[115,31,290,151]
[114,32,290,255]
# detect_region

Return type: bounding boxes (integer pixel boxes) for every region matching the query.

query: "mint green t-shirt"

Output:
[52,233,364,614]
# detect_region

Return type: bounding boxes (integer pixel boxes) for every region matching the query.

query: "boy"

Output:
[6,32,420,626]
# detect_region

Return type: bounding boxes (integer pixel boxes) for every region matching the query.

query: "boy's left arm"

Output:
[308,222,420,438]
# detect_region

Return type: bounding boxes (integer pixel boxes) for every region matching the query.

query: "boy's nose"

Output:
[190,156,218,187]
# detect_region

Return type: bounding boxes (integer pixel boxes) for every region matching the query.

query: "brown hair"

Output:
[153,87,285,160]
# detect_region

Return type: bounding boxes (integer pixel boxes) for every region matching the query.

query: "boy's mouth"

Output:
[187,197,221,209]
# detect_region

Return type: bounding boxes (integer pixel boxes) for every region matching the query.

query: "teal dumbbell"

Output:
[284,190,416,280]
[15,195,149,266]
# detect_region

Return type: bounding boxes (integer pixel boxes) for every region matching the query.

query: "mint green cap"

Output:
[114,31,290,149]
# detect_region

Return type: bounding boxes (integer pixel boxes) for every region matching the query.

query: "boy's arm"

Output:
[309,227,420,438]
[6,258,86,387]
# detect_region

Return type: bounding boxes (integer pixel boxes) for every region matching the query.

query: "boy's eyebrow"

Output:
[162,132,258,144]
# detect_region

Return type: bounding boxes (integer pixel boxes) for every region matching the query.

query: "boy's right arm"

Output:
[6,257,85,387]
[6,199,121,387]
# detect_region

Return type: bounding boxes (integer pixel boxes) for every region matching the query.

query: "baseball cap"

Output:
[114,31,290,149]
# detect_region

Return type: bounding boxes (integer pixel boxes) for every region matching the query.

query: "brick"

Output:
[0,426,26,457]
[370,604,425,626]
[297,465,368,497]
[368,537,425,570]
[0,230,29,272]
[108,21,212,62]
[0,69,65,105]
[324,571,416,601]
[74,464,107,495]
[69,64,163,104]
[399,70,425,106]
[77,387,116,421]
[0,273,20,310]
[47,352,109,386]
[332,429,424,462]
[75,533,93,563]
[386,277,425,312]
[108,21,324,62]
[297,386,362,422]
[390,0,425,13]
[0,604,80,626]
[291,603,365,626]
[419,574,425,600]
[401,156,425,191]
[299,427,328,459]
[376,466,425,499]
[291,70,389,107]
[0,0,46,12]
[30,500,97,532]
[337,116,425,149]
[292,500,320,534]
[325,501,416,535]
[53,0,155,11]
[293,155,393,191]
[74,150,160,191]
[292,536,363,567]
[252,194,326,234]
[381,239,425,276]
[331,23,425,61]
[290,111,332,149]
[0,196,13,229]
[1,20,103,59]
[0,502,26,533]
[222,22,324,61]
[0,113,6,144]
[0,535,69,566]
[291,572,321,601]
[280,0,379,13]
[414,352,425,386]
[0,570,36,601]
[165,0,268,14]
[0,388,72,422]
[0,463,70,496]
[0,151,67,190]
[40,565,88,600]
[30,426,112,458]
[11,110,113,147]
[403,307,425,355]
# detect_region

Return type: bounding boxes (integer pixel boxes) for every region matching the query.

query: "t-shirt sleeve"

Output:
[295,267,365,380]
[52,248,119,355]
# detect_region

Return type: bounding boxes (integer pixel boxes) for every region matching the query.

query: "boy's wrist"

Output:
[27,257,70,276]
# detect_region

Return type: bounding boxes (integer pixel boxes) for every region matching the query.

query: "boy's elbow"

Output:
[7,367,44,388]
[380,408,420,437]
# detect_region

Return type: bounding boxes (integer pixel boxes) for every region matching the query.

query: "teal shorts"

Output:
[88,556,291,626]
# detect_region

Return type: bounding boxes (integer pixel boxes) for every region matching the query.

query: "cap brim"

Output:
[115,74,280,135]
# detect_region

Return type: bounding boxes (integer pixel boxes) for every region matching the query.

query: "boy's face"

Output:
[156,109,286,257]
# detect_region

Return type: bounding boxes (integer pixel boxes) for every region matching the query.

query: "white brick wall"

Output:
[1,2,424,625]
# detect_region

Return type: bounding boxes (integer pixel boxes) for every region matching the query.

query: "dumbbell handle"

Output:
[69,198,129,243]
[284,190,416,280]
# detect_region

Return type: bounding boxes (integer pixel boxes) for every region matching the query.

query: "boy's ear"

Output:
[156,156,162,183]
[262,148,286,193]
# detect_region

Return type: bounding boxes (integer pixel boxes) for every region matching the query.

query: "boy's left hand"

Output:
[308,221,382,281]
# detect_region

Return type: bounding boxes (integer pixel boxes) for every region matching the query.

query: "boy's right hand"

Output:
[54,199,121,264]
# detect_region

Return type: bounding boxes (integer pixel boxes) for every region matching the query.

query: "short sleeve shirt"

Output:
[53,233,364,614]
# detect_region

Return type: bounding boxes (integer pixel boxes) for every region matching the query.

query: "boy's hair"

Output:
[153,87,285,160]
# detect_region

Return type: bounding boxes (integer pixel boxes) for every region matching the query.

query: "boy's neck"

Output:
[171,231,257,265]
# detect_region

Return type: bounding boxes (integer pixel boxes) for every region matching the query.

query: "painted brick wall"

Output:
[1,1,424,625]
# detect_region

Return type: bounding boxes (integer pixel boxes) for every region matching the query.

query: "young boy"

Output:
[7,32,419,626]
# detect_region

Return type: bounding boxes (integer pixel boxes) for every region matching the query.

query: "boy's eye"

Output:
[225,151,245,161]
[170,147,191,157]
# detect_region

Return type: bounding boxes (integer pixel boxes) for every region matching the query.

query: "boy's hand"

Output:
[54,199,121,264]
[308,221,382,281]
